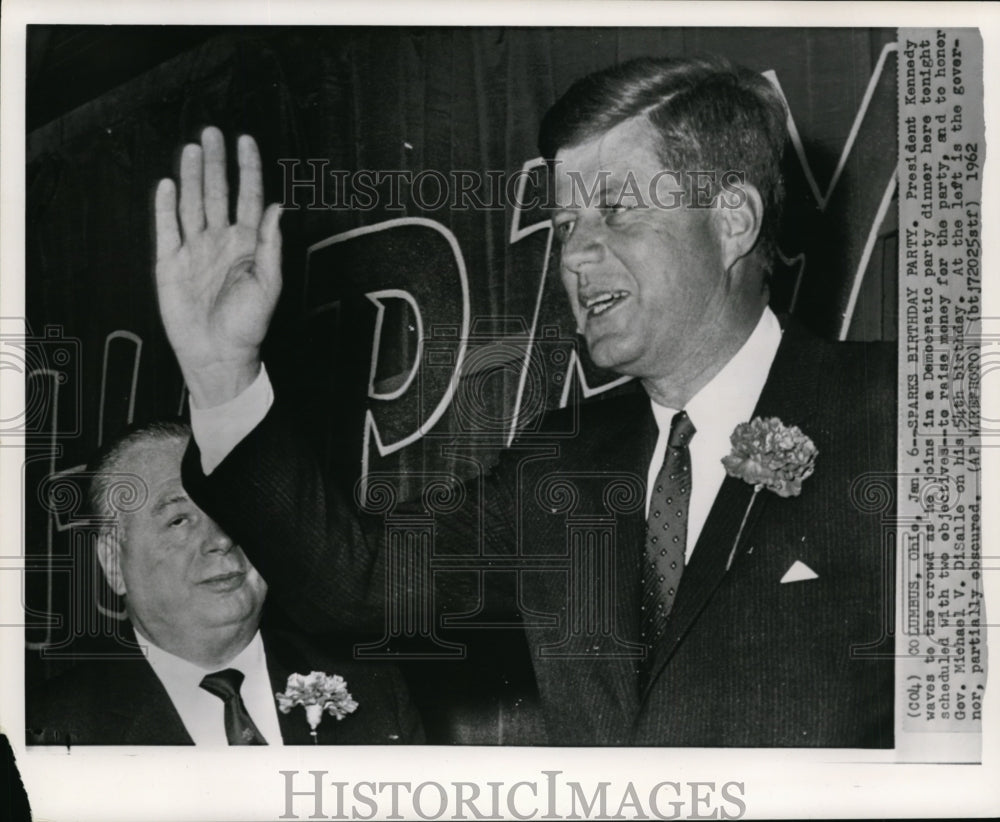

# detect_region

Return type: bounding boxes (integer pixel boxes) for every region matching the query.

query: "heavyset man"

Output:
[28,422,422,746]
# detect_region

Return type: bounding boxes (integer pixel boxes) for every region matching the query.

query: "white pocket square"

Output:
[780,560,818,583]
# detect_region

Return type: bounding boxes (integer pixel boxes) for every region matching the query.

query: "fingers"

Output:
[256,203,284,295]
[154,179,181,262]
[169,129,267,243]
[178,142,205,238]
[236,134,264,229]
[201,126,229,229]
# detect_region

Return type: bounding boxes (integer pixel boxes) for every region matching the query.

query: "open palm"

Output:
[155,127,282,407]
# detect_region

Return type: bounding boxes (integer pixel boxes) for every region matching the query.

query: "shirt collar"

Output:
[650,306,782,437]
[137,627,266,692]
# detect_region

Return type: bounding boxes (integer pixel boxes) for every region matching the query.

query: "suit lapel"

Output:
[263,632,314,744]
[103,632,194,744]
[640,322,823,698]
[119,675,195,745]
[641,472,767,692]
[263,628,352,745]
[581,392,657,714]
[614,398,658,688]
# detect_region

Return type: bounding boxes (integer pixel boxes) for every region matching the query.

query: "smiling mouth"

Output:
[581,290,630,318]
[198,571,245,592]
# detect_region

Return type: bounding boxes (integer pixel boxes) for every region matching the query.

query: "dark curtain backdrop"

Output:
[24,26,899,743]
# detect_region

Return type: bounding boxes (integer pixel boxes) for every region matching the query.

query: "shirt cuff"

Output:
[189,364,274,474]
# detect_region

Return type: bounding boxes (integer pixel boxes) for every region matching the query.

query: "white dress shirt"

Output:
[138,628,284,746]
[191,363,275,475]
[645,307,782,563]
[191,308,782,566]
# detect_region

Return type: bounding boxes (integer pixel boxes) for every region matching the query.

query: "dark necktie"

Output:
[640,411,696,656]
[199,668,268,745]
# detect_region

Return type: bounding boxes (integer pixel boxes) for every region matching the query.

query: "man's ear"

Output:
[714,181,763,273]
[95,532,127,596]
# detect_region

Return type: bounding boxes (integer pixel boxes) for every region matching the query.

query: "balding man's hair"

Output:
[539,55,788,276]
[88,420,190,538]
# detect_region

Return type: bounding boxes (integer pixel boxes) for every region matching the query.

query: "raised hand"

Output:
[155,127,282,408]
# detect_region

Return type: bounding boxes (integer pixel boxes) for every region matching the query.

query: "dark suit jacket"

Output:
[182,325,895,747]
[27,625,423,746]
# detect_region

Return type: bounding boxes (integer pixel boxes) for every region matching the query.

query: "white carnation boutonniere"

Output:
[721,416,817,570]
[276,671,359,743]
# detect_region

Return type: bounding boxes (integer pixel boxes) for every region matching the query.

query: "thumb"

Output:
[256,203,284,298]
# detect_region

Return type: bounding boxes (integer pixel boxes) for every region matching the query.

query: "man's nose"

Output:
[202,520,234,555]
[559,214,606,275]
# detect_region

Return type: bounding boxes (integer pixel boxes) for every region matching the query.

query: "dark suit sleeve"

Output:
[182,401,521,634]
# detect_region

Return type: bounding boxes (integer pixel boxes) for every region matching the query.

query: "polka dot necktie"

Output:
[640,410,695,658]
[199,668,268,745]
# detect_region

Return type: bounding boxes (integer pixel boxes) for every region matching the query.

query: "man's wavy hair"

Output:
[539,55,789,279]
[88,420,190,540]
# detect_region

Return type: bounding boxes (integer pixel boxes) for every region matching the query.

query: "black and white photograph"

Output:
[1,2,997,820]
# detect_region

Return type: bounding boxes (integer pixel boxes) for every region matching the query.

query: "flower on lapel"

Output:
[721,417,817,570]
[722,416,817,498]
[276,671,358,741]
